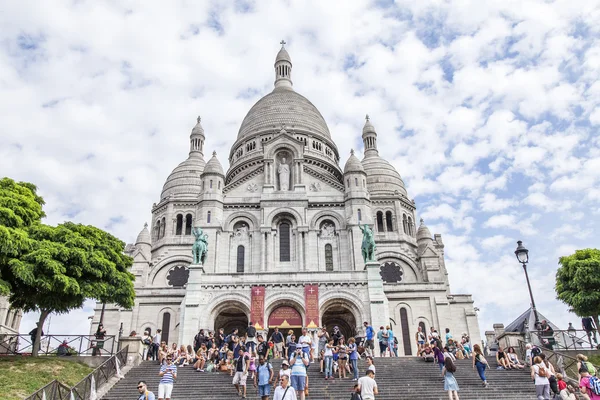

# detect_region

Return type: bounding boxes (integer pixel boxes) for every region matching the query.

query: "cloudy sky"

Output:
[2,0,599,338]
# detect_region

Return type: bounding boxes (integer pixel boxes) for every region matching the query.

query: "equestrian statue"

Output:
[192,226,209,265]
[360,224,376,263]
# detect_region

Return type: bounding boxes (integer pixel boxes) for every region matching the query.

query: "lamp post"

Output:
[514,240,540,331]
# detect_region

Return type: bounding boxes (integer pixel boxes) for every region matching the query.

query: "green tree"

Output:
[0,178,45,294]
[0,177,135,356]
[555,248,600,331]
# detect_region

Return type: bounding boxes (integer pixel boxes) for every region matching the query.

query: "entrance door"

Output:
[321,304,356,340]
[267,306,303,341]
[400,308,412,355]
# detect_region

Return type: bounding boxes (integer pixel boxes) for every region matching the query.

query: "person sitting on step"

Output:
[506,347,524,369]
[420,343,435,362]
[496,346,511,369]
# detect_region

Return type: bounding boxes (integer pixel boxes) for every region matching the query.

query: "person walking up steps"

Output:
[443,358,460,400]
[158,355,177,400]
[472,344,489,388]
[357,369,378,400]
[233,347,250,399]
[363,322,375,358]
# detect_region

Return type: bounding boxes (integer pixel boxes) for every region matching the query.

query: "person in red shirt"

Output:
[556,373,567,391]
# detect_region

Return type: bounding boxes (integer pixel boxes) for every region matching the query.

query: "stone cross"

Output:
[280,40,286,47]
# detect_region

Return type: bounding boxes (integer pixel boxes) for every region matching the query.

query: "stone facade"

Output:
[93,43,481,356]
[0,296,22,335]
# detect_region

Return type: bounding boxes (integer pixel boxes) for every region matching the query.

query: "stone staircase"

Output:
[102,357,537,399]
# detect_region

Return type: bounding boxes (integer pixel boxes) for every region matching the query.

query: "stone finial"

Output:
[350,149,355,155]
[280,39,286,48]
[365,114,370,122]
[420,218,424,225]
[197,116,201,123]
[144,222,148,229]
[212,151,217,157]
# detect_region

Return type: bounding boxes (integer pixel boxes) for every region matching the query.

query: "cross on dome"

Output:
[197,116,201,123]
[280,39,286,47]
[365,114,370,122]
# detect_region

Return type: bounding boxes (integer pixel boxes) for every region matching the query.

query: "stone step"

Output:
[102,357,537,400]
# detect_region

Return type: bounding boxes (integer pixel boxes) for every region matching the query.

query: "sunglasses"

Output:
[137,386,144,389]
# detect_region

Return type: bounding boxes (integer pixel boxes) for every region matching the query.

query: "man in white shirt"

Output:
[357,369,378,400]
[273,374,297,400]
[298,328,312,358]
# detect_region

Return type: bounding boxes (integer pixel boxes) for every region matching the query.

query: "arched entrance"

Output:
[321,301,357,340]
[267,306,303,339]
[213,302,249,337]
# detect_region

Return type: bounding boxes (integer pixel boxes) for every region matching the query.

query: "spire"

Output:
[274,40,293,90]
[190,116,205,157]
[362,114,378,157]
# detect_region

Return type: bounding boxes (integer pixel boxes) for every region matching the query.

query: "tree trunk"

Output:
[593,314,600,345]
[32,309,50,357]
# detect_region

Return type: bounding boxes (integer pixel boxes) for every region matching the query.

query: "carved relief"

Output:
[319,222,336,238]
[310,182,321,192]
[247,182,258,192]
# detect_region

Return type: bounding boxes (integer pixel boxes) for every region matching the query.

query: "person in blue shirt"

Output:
[386,326,396,357]
[253,356,273,400]
[445,328,453,345]
[363,321,375,358]
[348,337,360,381]
[137,380,156,400]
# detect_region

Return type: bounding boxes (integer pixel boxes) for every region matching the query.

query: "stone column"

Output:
[179,263,205,346]
[261,232,267,272]
[365,261,389,333]
[118,336,143,366]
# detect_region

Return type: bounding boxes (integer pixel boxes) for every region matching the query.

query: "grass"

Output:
[0,357,93,400]
[589,354,600,366]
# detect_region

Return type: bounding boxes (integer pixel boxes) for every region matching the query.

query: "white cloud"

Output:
[479,193,518,212]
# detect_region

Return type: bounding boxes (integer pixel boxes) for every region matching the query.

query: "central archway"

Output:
[213,301,249,337]
[321,303,357,340]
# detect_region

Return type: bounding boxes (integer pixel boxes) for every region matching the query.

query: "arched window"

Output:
[347,179,350,187]
[175,214,183,235]
[400,308,412,355]
[4,308,11,325]
[357,209,362,222]
[161,217,166,238]
[218,181,221,189]
[279,222,291,262]
[207,211,211,224]
[325,244,333,271]
[418,321,426,337]
[376,211,384,232]
[210,179,213,189]
[402,214,408,234]
[185,214,193,235]
[355,177,358,186]
[161,312,171,344]
[408,217,413,236]
[386,211,394,232]
[237,245,245,273]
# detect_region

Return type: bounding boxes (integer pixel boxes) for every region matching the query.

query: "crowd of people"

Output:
[133,321,600,400]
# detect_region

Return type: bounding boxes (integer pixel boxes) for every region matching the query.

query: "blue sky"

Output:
[1,0,599,338]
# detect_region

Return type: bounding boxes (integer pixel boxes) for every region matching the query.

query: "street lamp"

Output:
[514,240,540,331]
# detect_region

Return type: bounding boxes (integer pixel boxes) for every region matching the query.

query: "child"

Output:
[226,350,234,376]
[556,373,567,392]
[267,340,274,361]
[443,357,460,400]
[248,354,256,379]
[433,343,445,374]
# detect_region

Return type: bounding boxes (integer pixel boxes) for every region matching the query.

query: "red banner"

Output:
[304,284,319,329]
[268,306,303,328]
[250,286,265,330]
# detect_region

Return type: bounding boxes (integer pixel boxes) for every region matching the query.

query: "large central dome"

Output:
[237,87,331,140]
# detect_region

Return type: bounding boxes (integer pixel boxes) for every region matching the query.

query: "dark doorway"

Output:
[322,303,356,340]
[214,308,249,337]
[161,312,171,344]
[400,308,412,355]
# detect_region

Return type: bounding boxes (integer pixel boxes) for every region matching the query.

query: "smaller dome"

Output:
[160,154,205,199]
[203,151,224,176]
[135,223,151,245]
[344,149,365,174]
[362,115,376,137]
[192,116,204,136]
[275,44,291,63]
[416,219,433,242]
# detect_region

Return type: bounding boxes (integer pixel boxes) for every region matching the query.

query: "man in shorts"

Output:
[254,356,273,400]
[137,380,156,400]
[363,321,375,357]
[270,327,285,359]
[158,355,177,400]
[357,369,378,400]
[289,346,309,400]
[233,347,250,399]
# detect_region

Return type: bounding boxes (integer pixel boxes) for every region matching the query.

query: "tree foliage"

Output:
[0,178,45,294]
[0,177,135,355]
[555,248,600,330]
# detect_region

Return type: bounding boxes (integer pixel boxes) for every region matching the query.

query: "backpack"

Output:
[585,361,597,376]
[247,326,256,337]
[588,376,600,395]
[537,364,548,378]
[531,346,542,358]
[225,334,232,344]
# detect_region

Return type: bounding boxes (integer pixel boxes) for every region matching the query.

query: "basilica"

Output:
[94,43,481,356]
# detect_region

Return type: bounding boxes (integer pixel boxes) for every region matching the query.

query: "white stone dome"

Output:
[135,223,151,245]
[416,219,432,242]
[236,87,332,142]
[344,150,365,174]
[160,153,205,199]
[362,155,407,196]
[203,151,224,176]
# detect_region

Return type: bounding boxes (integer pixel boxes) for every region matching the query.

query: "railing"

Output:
[529,329,598,350]
[24,345,129,400]
[0,334,117,356]
[24,380,73,400]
